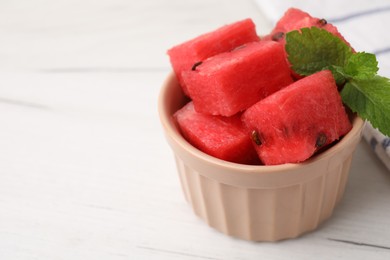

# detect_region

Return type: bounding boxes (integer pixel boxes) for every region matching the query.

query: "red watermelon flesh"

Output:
[268,8,351,47]
[167,18,260,96]
[182,41,293,117]
[241,70,352,165]
[174,102,259,165]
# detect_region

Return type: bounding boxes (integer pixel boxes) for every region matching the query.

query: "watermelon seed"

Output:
[271,32,284,41]
[251,130,262,145]
[319,18,327,26]
[316,133,327,148]
[191,61,203,71]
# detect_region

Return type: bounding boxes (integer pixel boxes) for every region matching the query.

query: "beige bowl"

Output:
[158,72,365,241]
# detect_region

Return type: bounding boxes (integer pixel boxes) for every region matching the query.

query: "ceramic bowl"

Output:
[158,72,365,241]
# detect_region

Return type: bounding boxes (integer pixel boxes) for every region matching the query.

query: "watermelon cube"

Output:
[167,18,260,96]
[268,8,351,47]
[242,70,352,165]
[182,41,293,116]
[174,102,259,165]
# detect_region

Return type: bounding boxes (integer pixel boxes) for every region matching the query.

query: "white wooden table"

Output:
[0,1,389,259]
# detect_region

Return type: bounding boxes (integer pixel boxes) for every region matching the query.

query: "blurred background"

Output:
[0,0,272,72]
[0,1,388,74]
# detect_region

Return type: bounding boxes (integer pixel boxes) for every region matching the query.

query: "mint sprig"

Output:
[286,27,353,78]
[341,77,390,135]
[343,52,378,80]
[285,27,390,136]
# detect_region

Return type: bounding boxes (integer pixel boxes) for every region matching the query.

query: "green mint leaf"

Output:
[328,65,348,85]
[344,52,378,80]
[341,76,390,136]
[285,27,353,77]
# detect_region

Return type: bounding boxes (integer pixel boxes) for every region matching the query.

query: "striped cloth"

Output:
[256,0,390,171]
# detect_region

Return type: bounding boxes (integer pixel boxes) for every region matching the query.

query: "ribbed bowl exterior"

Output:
[174,154,352,241]
[159,72,365,241]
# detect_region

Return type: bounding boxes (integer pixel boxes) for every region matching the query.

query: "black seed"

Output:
[191,61,203,71]
[271,32,284,41]
[251,130,262,146]
[319,18,328,26]
[316,133,327,148]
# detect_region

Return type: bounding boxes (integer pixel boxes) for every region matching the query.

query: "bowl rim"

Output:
[158,71,365,175]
